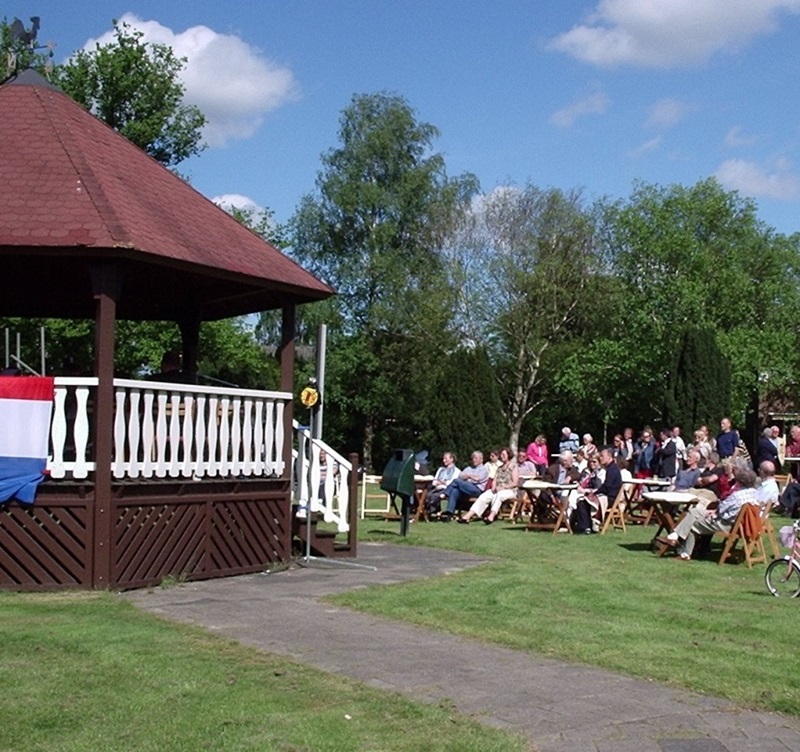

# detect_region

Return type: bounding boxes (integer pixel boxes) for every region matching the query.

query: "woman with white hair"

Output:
[582,433,597,458]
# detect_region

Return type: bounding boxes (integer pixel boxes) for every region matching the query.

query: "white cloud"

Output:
[628,135,662,158]
[82,13,298,147]
[715,158,798,200]
[548,0,800,68]
[724,126,758,147]
[646,98,691,129]
[212,193,261,213]
[550,92,610,128]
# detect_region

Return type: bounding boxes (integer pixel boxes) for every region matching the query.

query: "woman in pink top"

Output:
[526,434,549,475]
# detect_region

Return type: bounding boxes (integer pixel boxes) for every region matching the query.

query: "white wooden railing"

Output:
[292,422,351,533]
[49,376,98,479]
[47,377,291,481]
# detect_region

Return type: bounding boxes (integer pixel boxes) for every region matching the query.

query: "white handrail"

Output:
[292,421,351,533]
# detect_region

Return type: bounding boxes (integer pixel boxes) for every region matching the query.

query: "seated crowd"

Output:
[418,418,795,556]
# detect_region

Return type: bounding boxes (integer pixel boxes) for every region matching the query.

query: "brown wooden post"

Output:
[348,452,360,557]
[278,304,296,557]
[178,317,200,383]
[90,263,119,589]
[279,304,296,474]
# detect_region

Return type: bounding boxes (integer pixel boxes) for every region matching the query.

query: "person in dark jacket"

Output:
[573,447,622,534]
[756,427,780,471]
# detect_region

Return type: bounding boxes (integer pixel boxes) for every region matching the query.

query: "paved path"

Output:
[124,543,800,752]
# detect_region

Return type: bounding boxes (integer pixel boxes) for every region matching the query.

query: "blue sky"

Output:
[6,1,800,235]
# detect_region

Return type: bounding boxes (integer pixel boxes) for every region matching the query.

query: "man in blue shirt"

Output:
[716,417,739,460]
[440,450,489,520]
[558,427,580,454]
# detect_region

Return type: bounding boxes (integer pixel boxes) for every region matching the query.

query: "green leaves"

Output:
[53,21,206,167]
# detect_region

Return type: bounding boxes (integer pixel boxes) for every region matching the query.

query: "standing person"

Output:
[424,452,460,516]
[633,428,656,478]
[440,451,490,521]
[692,428,713,463]
[621,427,635,461]
[672,425,686,467]
[458,448,519,525]
[525,434,549,475]
[772,425,786,468]
[656,428,679,480]
[756,427,780,471]
[716,417,739,460]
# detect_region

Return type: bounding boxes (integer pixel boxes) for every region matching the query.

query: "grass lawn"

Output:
[0,590,529,752]
[333,514,800,715]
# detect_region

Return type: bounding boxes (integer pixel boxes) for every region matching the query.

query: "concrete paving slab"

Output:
[123,542,800,752]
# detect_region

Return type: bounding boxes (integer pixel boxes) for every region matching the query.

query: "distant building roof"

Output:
[0,69,333,320]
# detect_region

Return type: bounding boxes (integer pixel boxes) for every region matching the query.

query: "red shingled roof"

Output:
[0,70,333,320]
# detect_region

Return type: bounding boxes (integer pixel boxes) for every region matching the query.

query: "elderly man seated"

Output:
[559,427,580,454]
[660,466,758,560]
[672,449,702,491]
[440,450,489,521]
[756,460,779,508]
[537,450,581,522]
[424,451,460,517]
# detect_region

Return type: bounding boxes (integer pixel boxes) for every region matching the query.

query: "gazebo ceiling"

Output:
[0,70,333,321]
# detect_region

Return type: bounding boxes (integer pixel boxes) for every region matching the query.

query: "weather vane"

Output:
[7,16,55,76]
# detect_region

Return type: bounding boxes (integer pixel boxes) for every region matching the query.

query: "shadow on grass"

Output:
[617,542,657,552]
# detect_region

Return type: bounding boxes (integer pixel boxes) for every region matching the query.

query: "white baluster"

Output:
[194,395,207,478]
[253,400,264,475]
[168,392,181,477]
[207,396,219,477]
[274,401,285,476]
[141,390,155,478]
[181,395,194,477]
[218,397,230,476]
[241,398,253,475]
[337,462,350,533]
[112,388,127,478]
[264,401,275,475]
[49,384,67,479]
[72,386,91,478]
[230,398,242,475]
[155,391,168,477]
[127,389,141,478]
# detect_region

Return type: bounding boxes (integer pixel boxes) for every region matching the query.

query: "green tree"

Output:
[663,328,731,431]
[603,178,800,422]
[291,92,478,467]
[53,20,205,166]
[453,185,600,451]
[420,347,506,464]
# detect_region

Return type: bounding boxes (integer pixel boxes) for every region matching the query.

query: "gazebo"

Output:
[0,70,348,590]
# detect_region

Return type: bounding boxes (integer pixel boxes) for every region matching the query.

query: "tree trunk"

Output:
[364,415,374,472]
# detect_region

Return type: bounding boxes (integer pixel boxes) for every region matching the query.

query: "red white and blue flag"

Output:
[0,377,54,504]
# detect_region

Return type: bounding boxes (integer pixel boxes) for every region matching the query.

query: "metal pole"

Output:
[313,324,327,440]
[4,328,8,368]
[40,326,45,375]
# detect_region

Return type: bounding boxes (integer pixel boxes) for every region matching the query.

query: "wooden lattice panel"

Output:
[113,500,207,589]
[0,502,90,588]
[111,490,290,590]
[209,497,289,575]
